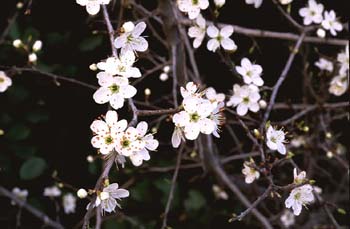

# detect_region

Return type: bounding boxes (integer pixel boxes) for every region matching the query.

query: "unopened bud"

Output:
[259,100,267,109]
[144,88,151,96]
[13,39,22,48]
[16,2,24,9]
[86,155,94,163]
[317,28,326,38]
[122,21,135,33]
[77,188,88,199]
[159,73,169,81]
[32,40,42,52]
[89,63,98,71]
[163,65,170,73]
[28,53,37,63]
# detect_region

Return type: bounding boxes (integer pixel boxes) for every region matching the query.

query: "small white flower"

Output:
[285,184,314,216]
[11,187,28,205]
[226,84,261,116]
[236,58,264,86]
[77,188,88,199]
[214,0,225,8]
[337,45,349,75]
[245,0,263,8]
[43,186,61,197]
[293,168,307,184]
[114,21,148,54]
[242,161,260,184]
[315,58,333,72]
[97,51,141,78]
[280,210,295,227]
[299,0,324,25]
[76,0,110,15]
[321,10,343,36]
[90,110,127,155]
[329,75,348,96]
[12,39,22,48]
[62,193,77,214]
[89,183,129,214]
[163,65,170,73]
[93,73,137,109]
[290,136,305,148]
[32,40,43,52]
[188,14,206,48]
[159,73,169,81]
[28,53,37,63]
[207,25,237,52]
[0,71,12,93]
[266,126,287,155]
[177,0,209,20]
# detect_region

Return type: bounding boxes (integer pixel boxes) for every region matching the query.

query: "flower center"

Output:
[121,138,131,148]
[190,112,200,122]
[246,70,252,77]
[243,97,250,104]
[294,192,301,200]
[310,10,316,16]
[270,136,277,143]
[127,34,133,42]
[104,136,114,145]
[0,77,4,83]
[109,84,120,93]
[217,35,223,41]
[192,0,199,5]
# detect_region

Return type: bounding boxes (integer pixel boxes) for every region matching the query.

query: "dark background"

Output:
[0,0,349,228]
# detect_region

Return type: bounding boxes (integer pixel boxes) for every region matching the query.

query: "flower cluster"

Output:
[177,0,209,20]
[285,169,314,216]
[171,82,225,148]
[90,110,159,166]
[299,0,343,36]
[11,187,28,205]
[12,39,42,64]
[227,58,264,116]
[43,185,77,214]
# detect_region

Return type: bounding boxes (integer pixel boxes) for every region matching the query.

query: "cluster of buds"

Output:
[12,39,42,64]
[159,65,170,82]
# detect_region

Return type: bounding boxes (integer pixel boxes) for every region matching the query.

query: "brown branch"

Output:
[0,186,64,229]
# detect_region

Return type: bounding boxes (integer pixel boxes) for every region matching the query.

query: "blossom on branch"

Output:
[114,21,148,54]
[177,0,209,20]
[62,193,77,214]
[226,84,261,116]
[266,126,287,155]
[206,25,237,52]
[11,187,28,205]
[235,58,264,86]
[0,71,12,93]
[298,0,323,25]
[188,14,206,48]
[321,10,343,36]
[76,0,110,15]
[242,161,260,184]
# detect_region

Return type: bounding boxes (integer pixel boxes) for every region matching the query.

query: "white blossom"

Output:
[11,187,28,205]
[321,10,343,36]
[43,186,61,197]
[293,168,306,184]
[13,39,22,48]
[235,58,264,86]
[28,53,37,63]
[280,210,295,227]
[88,183,129,214]
[285,184,314,215]
[226,84,261,116]
[266,126,287,155]
[114,21,148,54]
[93,73,137,109]
[329,75,348,96]
[316,28,326,38]
[245,0,263,8]
[0,71,12,93]
[90,110,127,155]
[62,193,77,214]
[76,0,110,15]
[207,25,237,52]
[177,0,209,20]
[315,58,333,72]
[298,0,323,25]
[188,14,206,48]
[97,51,141,78]
[242,161,260,184]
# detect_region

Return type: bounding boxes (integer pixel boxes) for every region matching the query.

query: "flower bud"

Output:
[163,65,170,73]
[144,88,151,96]
[77,188,88,199]
[214,0,226,8]
[279,0,293,5]
[316,28,326,38]
[89,63,98,71]
[86,155,94,163]
[28,53,37,63]
[259,100,267,109]
[32,40,42,52]
[16,2,24,9]
[13,39,22,48]
[159,73,169,81]
[122,21,135,33]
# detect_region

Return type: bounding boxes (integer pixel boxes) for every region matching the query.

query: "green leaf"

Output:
[184,190,206,212]
[19,157,47,180]
[7,124,31,141]
[79,35,103,51]
[26,110,49,124]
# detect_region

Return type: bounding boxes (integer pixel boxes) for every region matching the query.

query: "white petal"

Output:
[220,26,234,38]
[120,85,137,98]
[277,143,286,155]
[171,128,182,148]
[136,121,148,136]
[220,38,237,51]
[132,22,146,37]
[110,94,125,109]
[93,87,111,104]
[86,3,100,15]
[207,39,220,52]
[105,110,119,127]
[237,104,248,116]
[132,37,148,52]
[207,25,219,38]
